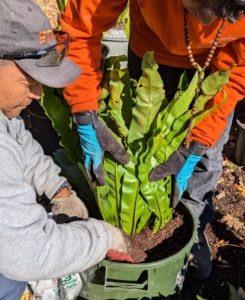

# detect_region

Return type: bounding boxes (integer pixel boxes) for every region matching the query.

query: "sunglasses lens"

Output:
[36,43,67,67]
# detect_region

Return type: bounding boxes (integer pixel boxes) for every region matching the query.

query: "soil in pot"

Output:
[109,207,192,263]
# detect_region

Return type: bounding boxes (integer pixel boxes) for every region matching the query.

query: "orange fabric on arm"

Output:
[60,0,128,113]
[191,38,245,146]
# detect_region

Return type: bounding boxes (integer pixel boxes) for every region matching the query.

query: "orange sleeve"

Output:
[60,0,128,113]
[191,38,245,147]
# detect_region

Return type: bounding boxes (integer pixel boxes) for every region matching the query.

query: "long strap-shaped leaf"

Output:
[119,156,151,235]
[160,67,231,160]
[151,88,228,164]
[97,157,125,226]
[107,70,130,137]
[157,70,200,137]
[163,90,228,159]
[127,52,165,145]
[40,86,83,164]
[139,162,172,233]
[133,132,172,232]
[194,67,231,113]
[172,71,189,100]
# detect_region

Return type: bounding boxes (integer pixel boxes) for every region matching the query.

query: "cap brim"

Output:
[15,57,82,88]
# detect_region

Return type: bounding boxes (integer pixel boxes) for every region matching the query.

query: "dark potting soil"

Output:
[127,208,192,263]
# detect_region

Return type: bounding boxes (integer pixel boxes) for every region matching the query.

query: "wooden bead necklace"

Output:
[183,8,227,148]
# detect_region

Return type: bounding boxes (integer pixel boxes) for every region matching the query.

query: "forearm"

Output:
[62,41,102,112]
[190,85,241,147]
[192,40,245,146]
[1,216,113,281]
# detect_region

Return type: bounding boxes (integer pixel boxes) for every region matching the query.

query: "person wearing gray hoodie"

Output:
[0,1,145,299]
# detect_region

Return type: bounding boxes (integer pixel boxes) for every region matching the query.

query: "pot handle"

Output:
[104,266,149,291]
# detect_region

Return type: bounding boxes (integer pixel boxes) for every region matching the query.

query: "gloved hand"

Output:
[51,190,89,224]
[102,222,147,263]
[149,141,207,208]
[73,111,129,186]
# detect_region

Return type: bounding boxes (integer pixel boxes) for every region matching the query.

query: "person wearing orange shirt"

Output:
[60,0,245,279]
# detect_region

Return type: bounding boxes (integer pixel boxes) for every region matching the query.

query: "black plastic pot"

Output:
[234,112,245,167]
[26,102,62,156]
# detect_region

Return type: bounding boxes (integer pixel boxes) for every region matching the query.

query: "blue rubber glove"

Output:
[176,154,202,199]
[74,111,129,186]
[149,141,207,208]
[77,124,103,179]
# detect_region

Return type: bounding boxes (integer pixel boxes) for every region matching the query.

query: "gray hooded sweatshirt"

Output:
[0,112,113,281]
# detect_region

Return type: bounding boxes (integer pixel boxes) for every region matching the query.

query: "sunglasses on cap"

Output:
[0,31,70,67]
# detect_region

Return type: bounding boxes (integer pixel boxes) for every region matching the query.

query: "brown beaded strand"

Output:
[183,9,227,148]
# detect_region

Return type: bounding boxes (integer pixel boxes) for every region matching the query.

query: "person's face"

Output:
[0,62,42,119]
[182,0,217,25]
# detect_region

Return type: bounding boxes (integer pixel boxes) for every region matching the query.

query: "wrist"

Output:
[181,140,207,157]
[73,110,98,126]
[54,187,71,198]
[53,181,71,198]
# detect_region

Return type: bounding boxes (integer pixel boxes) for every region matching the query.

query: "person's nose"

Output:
[30,82,43,100]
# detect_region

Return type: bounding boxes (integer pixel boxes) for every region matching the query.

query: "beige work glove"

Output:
[51,190,89,224]
[103,222,147,263]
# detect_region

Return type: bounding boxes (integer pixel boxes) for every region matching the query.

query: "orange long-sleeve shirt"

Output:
[60,0,245,147]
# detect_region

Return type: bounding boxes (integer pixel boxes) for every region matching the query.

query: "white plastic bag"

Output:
[59,274,83,300]
[26,273,82,300]
[28,279,60,300]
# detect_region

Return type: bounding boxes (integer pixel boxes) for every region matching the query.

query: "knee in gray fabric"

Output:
[182,197,213,231]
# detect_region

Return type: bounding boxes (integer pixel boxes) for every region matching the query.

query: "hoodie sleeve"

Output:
[190,37,245,147]
[16,117,66,199]
[60,0,128,113]
[0,128,114,281]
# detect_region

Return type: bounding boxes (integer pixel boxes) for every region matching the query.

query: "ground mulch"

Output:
[34,0,60,29]
[32,1,245,299]
[183,121,245,300]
